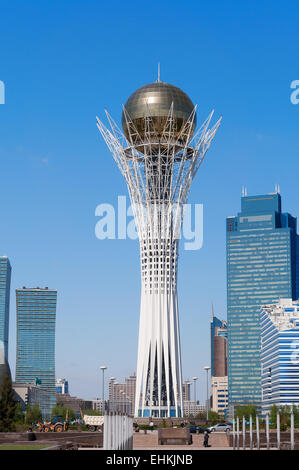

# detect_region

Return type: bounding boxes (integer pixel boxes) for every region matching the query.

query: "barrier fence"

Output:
[103,412,133,450]
[232,411,295,450]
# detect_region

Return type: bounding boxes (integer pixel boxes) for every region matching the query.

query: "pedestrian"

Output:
[203,430,210,448]
[149,420,154,432]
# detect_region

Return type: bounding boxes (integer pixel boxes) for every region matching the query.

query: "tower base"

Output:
[138,406,181,418]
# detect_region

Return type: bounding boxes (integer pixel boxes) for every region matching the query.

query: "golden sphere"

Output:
[122,81,196,149]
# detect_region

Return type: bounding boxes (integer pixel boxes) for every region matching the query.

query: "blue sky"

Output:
[0,0,299,403]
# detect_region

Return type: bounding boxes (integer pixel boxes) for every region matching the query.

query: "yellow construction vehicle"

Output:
[37,415,69,432]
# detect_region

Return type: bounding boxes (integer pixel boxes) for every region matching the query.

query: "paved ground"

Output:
[133,431,230,450]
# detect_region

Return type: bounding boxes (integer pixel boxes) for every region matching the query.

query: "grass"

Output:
[0,445,48,450]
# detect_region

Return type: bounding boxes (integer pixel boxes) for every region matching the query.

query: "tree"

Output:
[25,405,34,425]
[0,370,17,432]
[31,403,42,423]
[83,409,102,417]
[269,404,279,428]
[235,405,257,422]
[51,404,75,421]
[14,402,25,424]
[207,410,220,425]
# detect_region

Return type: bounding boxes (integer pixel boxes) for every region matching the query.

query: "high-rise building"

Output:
[210,312,227,377]
[211,376,228,414]
[261,298,299,414]
[183,401,205,417]
[182,380,191,402]
[97,78,221,417]
[15,287,57,418]
[56,378,69,395]
[109,374,136,415]
[227,192,297,409]
[0,256,11,365]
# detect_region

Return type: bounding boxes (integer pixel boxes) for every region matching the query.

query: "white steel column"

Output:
[97,94,221,418]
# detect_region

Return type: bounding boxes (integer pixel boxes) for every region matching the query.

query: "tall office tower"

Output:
[261,299,299,414]
[97,79,221,417]
[0,256,11,364]
[15,287,57,417]
[210,312,227,377]
[227,192,297,409]
[182,380,191,401]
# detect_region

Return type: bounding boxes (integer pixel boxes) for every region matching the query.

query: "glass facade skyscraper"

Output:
[0,256,11,363]
[226,193,297,408]
[15,287,57,417]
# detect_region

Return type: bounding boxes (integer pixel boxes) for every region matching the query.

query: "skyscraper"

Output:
[261,298,299,414]
[15,287,57,417]
[97,79,221,417]
[0,256,11,363]
[109,374,136,414]
[226,192,297,409]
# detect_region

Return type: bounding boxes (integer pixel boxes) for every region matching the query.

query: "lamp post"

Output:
[192,377,198,405]
[100,366,107,414]
[204,366,211,422]
[110,377,116,412]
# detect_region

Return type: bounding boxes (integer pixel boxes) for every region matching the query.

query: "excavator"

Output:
[37,412,69,432]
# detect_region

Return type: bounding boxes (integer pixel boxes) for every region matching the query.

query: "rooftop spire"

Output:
[157,62,161,82]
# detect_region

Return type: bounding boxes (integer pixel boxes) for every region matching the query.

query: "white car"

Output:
[208,423,231,432]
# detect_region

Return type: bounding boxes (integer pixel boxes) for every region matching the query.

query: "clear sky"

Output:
[0,0,299,403]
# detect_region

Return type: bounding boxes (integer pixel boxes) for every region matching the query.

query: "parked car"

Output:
[208,423,231,432]
[189,425,211,434]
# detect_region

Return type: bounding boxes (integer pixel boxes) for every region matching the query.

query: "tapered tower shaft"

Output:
[97,80,221,417]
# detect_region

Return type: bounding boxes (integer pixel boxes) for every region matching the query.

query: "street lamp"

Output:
[100,365,107,414]
[110,377,116,412]
[204,366,211,422]
[192,377,198,406]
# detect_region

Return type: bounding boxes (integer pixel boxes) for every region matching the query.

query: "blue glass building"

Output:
[15,287,57,418]
[261,299,299,414]
[55,378,69,394]
[0,256,11,364]
[226,193,297,408]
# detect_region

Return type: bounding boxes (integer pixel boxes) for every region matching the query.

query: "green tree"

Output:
[0,370,17,432]
[269,404,279,428]
[31,403,42,423]
[25,405,34,425]
[14,402,25,424]
[83,409,102,416]
[207,410,220,424]
[51,404,75,421]
[235,405,257,423]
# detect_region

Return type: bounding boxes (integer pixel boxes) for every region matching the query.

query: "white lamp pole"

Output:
[204,366,211,422]
[110,377,116,412]
[100,366,107,414]
[192,377,198,405]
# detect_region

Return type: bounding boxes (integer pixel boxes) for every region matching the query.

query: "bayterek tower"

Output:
[97,76,221,418]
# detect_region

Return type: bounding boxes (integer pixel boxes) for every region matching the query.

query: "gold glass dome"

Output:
[121,81,196,149]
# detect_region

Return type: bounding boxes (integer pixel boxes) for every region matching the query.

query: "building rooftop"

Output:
[262,298,299,330]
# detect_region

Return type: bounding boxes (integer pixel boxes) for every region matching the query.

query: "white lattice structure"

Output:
[96,81,221,417]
